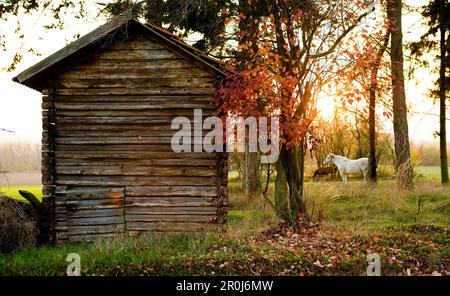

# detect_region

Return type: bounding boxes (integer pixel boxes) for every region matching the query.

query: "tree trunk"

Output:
[274,141,307,223]
[239,4,261,196]
[439,4,449,184]
[368,83,377,182]
[243,130,260,196]
[243,141,249,194]
[248,152,260,194]
[368,28,390,183]
[275,158,290,222]
[387,0,414,188]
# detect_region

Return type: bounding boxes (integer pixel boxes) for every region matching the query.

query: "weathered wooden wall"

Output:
[41,34,227,242]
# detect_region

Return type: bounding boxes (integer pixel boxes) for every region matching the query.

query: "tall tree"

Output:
[410,0,449,184]
[99,0,235,53]
[237,1,265,196]
[368,26,391,183]
[387,0,414,188]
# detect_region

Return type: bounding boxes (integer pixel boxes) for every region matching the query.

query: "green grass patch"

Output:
[416,166,449,179]
[0,233,297,276]
[0,185,42,201]
[322,191,450,233]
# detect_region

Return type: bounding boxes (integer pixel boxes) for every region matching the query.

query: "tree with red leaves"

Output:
[219,0,377,223]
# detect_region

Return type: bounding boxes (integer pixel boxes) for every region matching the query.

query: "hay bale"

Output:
[0,195,37,252]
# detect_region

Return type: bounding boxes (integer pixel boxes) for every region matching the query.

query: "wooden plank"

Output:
[55,109,215,117]
[59,187,124,200]
[125,196,217,207]
[56,165,216,177]
[65,199,124,210]
[55,158,217,167]
[53,130,212,137]
[96,49,179,60]
[67,208,124,218]
[125,221,217,232]
[53,116,204,124]
[125,206,217,215]
[53,101,213,110]
[54,205,67,214]
[56,232,69,241]
[126,186,217,197]
[53,128,207,137]
[68,216,124,226]
[119,166,216,178]
[60,67,212,80]
[51,145,205,153]
[56,176,216,186]
[67,224,125,235]
[125,215,215,223]
[54,87,215,96]
[55,124,176,132]
[108,36,165,50]
[56,165,121,175]
[57,77,215,89]
[54,151,217,159]
[53,95,214,102]
[54,136,196,145]
[70,59,199,71]
[68,233,118,242]
[51,144,178,152]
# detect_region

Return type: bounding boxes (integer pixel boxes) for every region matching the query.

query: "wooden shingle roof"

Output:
[13,10,227,91]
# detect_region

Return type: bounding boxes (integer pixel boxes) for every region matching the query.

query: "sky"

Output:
[0,0,447,145]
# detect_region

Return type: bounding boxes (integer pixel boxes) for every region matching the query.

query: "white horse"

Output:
[323,153,369,183]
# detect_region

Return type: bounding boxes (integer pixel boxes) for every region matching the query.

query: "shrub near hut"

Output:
[0,195,37,252]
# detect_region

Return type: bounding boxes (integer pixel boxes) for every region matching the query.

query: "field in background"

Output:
[0,171,41,186]
[0,185,42,201]
[0,165,444,191]
[416,166,448,179]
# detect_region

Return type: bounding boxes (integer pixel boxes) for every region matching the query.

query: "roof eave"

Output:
[12,11,230,91]
[12,10,134,90]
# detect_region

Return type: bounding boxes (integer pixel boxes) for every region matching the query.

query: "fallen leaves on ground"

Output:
[253,218,449,276]
[88,219,448,276]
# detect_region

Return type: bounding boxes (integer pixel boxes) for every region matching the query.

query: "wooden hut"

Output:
[13,11,228,242]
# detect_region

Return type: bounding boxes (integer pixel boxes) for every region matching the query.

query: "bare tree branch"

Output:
[0,128,15,133]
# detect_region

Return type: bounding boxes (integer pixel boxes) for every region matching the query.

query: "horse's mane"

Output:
[332,154,347,160]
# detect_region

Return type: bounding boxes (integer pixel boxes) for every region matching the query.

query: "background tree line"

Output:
[0,141,41,172]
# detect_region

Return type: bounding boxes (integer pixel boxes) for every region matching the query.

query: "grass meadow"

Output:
[0,167,448,275]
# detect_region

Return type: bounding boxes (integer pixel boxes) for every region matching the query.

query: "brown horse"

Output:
[313,165,338,179]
